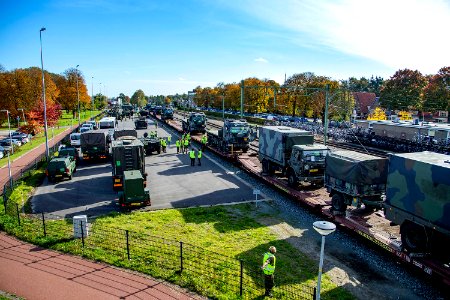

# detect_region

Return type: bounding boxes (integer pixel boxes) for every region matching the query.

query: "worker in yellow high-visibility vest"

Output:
[261,246,277,297]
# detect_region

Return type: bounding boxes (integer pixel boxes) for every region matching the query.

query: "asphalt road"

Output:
[31,116,264,218]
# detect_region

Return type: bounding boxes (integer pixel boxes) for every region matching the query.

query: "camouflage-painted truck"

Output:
[182,112,207,134]
[325,150,388,212]
[207,119,251,153]
[384,152,450,253]
[258,126,329,187]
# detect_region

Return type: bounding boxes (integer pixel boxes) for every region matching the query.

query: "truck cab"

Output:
[287,144,329,187]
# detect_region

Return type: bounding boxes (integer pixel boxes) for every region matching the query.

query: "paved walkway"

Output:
[0,232,204,300]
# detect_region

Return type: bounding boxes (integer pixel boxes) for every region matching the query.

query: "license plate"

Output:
[309,169,318,172]
[114,178,121,183]
[55,175,62,177]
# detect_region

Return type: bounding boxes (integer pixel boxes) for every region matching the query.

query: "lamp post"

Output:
[76,65,80,127]
[91,76,94,117]
[39,27,49,161]
[1,110,13,188]
[313,221,336,300]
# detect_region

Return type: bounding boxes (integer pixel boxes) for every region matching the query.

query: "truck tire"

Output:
[331,194,347,212]
[401,222,429,253]
[262,159,269,174]
[287,171,297,187]
[68,174,72,180]
[242,147,249,153]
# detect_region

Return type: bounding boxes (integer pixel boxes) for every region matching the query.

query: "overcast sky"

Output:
[1,0,449,97]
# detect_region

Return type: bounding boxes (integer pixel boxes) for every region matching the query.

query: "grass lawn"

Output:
[1,166,354,300]
[57,110,103,127]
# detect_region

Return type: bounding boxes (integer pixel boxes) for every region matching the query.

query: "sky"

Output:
[1,0,449,97]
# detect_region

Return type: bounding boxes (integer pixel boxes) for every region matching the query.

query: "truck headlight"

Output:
[305,165,310,170]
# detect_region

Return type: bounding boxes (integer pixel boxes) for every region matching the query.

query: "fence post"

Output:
[41,212,47,236]
[80,220,85,248]
[240,259,244,296]
[16,203,20,226]
[126,230,130,260]
[313,287,316,300]
[180,241,183,273]
[35,158,37,169]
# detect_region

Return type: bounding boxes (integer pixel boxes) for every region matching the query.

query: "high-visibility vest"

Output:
[198,150,202,158]
[161,139,166,146]
[176,140,180,147]
[167,136,171,142]
[262,252,276,275]
[189,150,196,158]
[184,139,189,146]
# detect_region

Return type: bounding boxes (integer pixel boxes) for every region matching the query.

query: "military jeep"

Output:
[46,156,76,183]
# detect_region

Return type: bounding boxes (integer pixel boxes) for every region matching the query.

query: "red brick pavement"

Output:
[0,232,204,300]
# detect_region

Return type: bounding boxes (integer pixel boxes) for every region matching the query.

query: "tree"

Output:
[93,93,108,110]
[53,68,90,116]
[379,69,428,111]
[131,89,146,106]
[422,66,450,116]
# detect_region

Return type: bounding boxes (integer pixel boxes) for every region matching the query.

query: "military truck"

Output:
[161,107,174,121]
[134,117,148,129]
[153,105,163,117]
[384,152,450,253]
[46,156,76,182]
[111,137,146,191]
[207,119,251,153]
[139,108,149,117]
[113,129,138,140]
[118,170,151,207]
[182,112,207,134]
[80,129,111,160]
[325,150,388,212]
[122,104,134,118]
[258,126,329,187]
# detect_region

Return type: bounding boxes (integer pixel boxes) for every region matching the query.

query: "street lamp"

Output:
[76,65,80,127]
[91,76,94,117]
[1,110,13,188]
[39,27,49,161]
[313,221,336,300]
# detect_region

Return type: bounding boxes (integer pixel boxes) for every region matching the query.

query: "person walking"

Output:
[201,134,207,151]
[175,139,181,154]
[167,135,171,145]
[189,148,196,166]
[197,149,202,166]
[161,138,167,153]
[261,246,277,297]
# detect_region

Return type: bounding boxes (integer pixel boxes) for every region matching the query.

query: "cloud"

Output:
[254,57,268,63]
[178,77,186,81]
[227,0,450,74]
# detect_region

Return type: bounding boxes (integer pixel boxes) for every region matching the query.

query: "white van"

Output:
[70,133,81,147]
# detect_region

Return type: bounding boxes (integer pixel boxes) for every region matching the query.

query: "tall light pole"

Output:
[39,27,49,161]
[76,65,80,127]
[91,76,94,116]
[1,110,13,188]
[313,221,336,300]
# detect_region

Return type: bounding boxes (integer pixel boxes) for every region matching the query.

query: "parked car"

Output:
[0,149,3,159]
[70,133,81,147]
[80,127,92,134]
[81,123,94,130]
[86,121,98,130]
[0,143,13,154]
[2,138,22,147]
[10,132,30,143]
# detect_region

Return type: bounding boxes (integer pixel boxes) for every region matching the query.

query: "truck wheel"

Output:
[262,160,269,174]
[242,147,249,153]
[287,172,297,187]
[401,222,429,253]
[68,174,72,180]
[331,194,347,212]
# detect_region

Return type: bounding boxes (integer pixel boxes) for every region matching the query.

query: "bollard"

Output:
[240,259,244,296]
[42,212,47,236]
[179,241,183,273]
[126,230,130,260]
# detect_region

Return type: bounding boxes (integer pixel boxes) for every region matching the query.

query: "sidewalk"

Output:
[0,232,205,300]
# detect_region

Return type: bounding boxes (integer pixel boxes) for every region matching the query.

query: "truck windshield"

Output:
[303,150,328,161]
[192,115,205,122]
[229,124,249,133]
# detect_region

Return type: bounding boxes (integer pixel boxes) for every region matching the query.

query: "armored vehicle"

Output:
[139,108,149,117]
[134,118,148,130]
[384,152,450,252]
[161,108,174,121]
[182,112,207,134]
[80,129,110,160]
[207,119,250,153]
[118,170,150,207]
[153,105,163,116]
[121,104,134,118]
[325,150,388,212]
[46,156,76,182]
[111,137,146,191]
[258,126,329,186]
[139,134,161,155]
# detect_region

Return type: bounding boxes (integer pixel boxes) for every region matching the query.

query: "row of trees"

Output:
[0,65,107,132]
[184,67,449,121]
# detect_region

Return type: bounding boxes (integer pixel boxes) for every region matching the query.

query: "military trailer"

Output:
[161,108,174,121]
[80,129,111,160]
[153,105,163,116]
[207,119,250,153]
[325,150,388,212]
[111,137,146,191]
[384,152,450,252]
[118,170,150,207]
[258,126,329,186]
[182,112,207,134]
[46,156,76,183]
[134,117,148,129]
